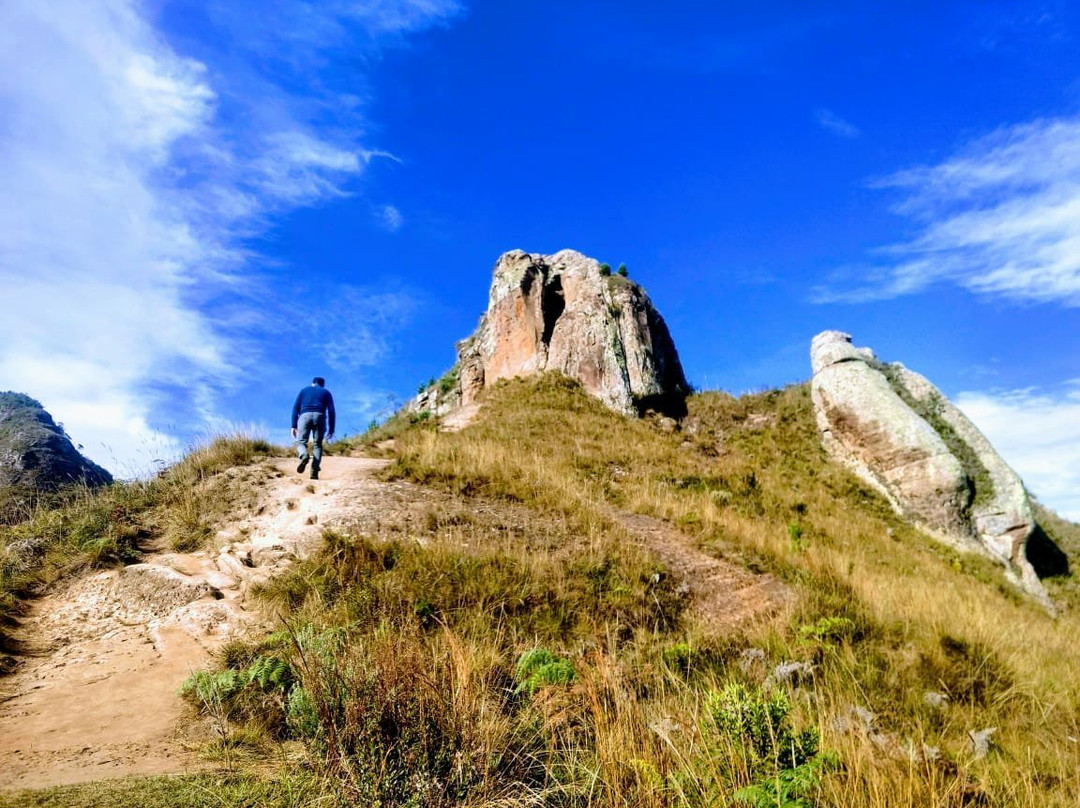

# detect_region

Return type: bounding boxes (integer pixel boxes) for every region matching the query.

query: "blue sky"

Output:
[1,1,1079,517]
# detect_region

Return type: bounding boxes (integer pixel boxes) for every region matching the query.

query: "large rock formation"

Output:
[417,249,689,415]
[0,392,113,491]
[810,331,1051,606]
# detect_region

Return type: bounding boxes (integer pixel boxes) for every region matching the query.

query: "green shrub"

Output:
[732,755,836,808]
[617,263,628,277]
[662,641,695,676]
[285,686,320,739]
[514,648,577,695]
[798,616,858,645]
[599,263,612,276]
[437,366,459,394]
[704,683,819,773]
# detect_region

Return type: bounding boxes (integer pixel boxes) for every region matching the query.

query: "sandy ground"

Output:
[0,455,396,790]
[0,450,791,792]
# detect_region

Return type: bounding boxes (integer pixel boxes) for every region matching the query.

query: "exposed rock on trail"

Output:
[0,392,112,492]
[414,249,689,417]
[810,330,1053,607]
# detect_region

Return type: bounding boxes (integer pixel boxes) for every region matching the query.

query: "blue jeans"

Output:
[295,411,325,466]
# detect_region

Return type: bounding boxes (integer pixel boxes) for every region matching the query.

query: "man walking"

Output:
[291,376,335,480]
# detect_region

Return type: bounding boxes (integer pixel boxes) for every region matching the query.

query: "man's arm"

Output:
[291,391,302,432]
[326,391,336,438]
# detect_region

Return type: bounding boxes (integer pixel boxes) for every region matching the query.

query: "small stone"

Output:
[969,727,997,759]
[216,553,247,579]
[832,705,877,734]
[923,691,949,709]
[738,648,766,675]
[766,660,814,688]
[648,717,681,742]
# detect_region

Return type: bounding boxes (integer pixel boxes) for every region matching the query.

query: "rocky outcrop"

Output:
[810,331,1051,607]
[416,249,688,416]
[0,392,113,491]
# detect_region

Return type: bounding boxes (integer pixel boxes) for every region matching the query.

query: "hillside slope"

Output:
[1,376,1078,807]
[0,455,398,788]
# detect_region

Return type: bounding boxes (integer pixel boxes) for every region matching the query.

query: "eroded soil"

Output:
[0,456,402,790]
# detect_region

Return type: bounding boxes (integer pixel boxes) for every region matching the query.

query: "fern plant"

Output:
[514,648,577,695]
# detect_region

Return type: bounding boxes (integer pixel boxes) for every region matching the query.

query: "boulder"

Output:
[0,392,112,492]
[416,250,688,416]
[810,331,1051,606]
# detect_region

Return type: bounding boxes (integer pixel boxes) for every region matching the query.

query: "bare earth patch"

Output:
[0,456,401,791]
[612,510,795,632]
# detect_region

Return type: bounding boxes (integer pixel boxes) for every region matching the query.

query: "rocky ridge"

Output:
[810,330,1052,607]
[415,249,689,417]
[0,392,112,492]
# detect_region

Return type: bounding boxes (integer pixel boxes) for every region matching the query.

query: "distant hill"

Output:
[0,392,113,492]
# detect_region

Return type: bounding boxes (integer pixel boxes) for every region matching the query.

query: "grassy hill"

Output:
[2,375,1078,807]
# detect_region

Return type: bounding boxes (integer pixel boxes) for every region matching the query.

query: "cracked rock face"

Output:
[420,249,688,415]
[0,392,113,492]
[810,331,1051,606]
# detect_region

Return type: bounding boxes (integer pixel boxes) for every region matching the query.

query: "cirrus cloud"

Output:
[0,0,460,475]
[814,116,1080,305]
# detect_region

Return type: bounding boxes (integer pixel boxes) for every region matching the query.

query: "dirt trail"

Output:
[612,511,795,632]
[0,452,791,792]
[0,456,399,791]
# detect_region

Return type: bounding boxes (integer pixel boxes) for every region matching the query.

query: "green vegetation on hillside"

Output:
[875,363,996,508]
[5,378,1080,806]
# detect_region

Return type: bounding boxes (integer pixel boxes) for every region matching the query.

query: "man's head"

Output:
[312,377,325,387]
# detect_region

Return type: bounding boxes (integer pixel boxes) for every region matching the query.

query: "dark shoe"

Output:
[310,470,319,480]
[297,457,309,474]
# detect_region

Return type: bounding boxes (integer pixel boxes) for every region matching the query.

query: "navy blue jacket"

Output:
[292,385,336,433]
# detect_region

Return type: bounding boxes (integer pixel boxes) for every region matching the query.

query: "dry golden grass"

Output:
[345,374,1080,807]
[8,379,1080,806]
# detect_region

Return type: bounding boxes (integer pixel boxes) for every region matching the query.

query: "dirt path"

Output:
[0,456,399,791]
[612,511,794,632]
[0,452,791,792]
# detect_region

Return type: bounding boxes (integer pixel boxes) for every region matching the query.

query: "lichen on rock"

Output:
[809,331,1054,608]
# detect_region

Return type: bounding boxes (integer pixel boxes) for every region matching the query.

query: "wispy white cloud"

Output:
[313,288,420,373]
[814,116,1080,304]
[0,0,459,475]
[956,385,1080,521]
[814,108,860,139]
[380,204,405,232]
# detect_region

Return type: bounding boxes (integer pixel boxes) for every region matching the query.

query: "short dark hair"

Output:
[312,377,325,387]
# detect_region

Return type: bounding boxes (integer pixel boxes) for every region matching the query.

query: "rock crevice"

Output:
[416,249,688,417]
